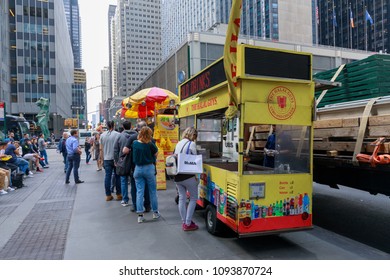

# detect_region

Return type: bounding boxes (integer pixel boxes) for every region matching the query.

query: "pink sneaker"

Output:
[183,222,199,231]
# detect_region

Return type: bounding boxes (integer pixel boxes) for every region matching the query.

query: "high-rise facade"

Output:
[113,0,161,97]
[107,5,116,100]
[161,0,313,59]
[8,0,73,123]
[63,0,82,68]
[1,1,10,104]
[63,0,86,128]
[317,0,390,53]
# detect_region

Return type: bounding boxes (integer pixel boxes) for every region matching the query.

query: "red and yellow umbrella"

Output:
[121,87,178,119]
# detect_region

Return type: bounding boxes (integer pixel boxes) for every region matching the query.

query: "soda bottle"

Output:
[290,198,295,215]
[262,206,267,218]
[251,200,255,219]
[298,193,303,214]
[303,193,310,213]
[254,205,260,218]
[268,204,273,216]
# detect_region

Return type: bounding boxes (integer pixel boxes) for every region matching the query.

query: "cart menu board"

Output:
[154,114,179,190]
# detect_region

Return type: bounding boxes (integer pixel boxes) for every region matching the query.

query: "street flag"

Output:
[332,9,337,27]
[350,8,355,28]
[316,6,319,25]
[365,10,373,25]
[223,0,242,119]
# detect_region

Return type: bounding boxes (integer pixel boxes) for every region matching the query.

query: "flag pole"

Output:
[350,3,353,49]
[333,0,336,47]
[365,5,368,51]
[316,0,319,46]
[348,3,350,48]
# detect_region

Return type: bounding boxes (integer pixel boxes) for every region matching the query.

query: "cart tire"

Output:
[205,204,221,235]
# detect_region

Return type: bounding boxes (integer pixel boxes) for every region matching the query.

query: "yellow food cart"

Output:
[178,45,314,237]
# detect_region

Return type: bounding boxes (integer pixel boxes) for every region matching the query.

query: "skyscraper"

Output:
[107,5,116,100]
[161,0,312,60]
[1,1,10,104]
[7,0,73,123]
[113,0,161,97]
[63,0,82,68]
[317,0,390,53]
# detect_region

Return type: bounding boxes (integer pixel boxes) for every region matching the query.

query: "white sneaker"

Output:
[121,201,129,207]
[7,187,15,192]
[27,174,34,178]
[0,189,8,195]
[138,215,145,223]
[28,171,34,175]
[152,211,161,219]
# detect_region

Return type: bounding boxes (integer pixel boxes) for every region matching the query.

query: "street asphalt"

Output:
[0,149,389,260]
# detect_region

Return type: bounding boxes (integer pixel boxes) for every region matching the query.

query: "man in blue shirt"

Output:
[65,129,84,184]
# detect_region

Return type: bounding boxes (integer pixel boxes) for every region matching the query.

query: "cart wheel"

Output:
[205,204,221,235]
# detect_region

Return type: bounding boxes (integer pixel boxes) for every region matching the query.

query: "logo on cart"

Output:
[267,86,296,120]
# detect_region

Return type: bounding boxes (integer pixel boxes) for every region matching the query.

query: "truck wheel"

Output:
[205,205,221,235]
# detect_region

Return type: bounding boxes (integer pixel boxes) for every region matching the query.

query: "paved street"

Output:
[0,149,389,260]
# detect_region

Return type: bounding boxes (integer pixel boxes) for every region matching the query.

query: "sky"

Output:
[78,0,117,122]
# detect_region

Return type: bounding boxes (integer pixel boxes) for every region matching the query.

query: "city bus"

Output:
[0,115,30,140]
[177,45,314,237]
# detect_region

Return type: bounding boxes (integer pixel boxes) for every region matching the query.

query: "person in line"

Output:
[174,127,200,231]
[57,132,69,173]
[100,120,121,201]
[65,129,84,184]
[113,121,136,207]
[122,121,151,212]
[132,126,159,223]
[38,133,49,166]
[84,137,92,164]
[91,132,103,171]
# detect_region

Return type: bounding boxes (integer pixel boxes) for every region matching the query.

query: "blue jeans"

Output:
[133,164,158,213]
[86,151,91,163]
[130,176,150,208]
[40,149,48,165]
[62,153,68,172]
[15,157,29,174]
[103,160,120,196]
[120,176,129,203]
[65,153,81,182]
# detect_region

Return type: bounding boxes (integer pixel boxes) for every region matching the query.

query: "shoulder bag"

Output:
[177,141,203,174]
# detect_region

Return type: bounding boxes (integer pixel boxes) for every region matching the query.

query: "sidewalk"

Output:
[1,149,389,260]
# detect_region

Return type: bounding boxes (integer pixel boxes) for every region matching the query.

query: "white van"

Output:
[78,129,93,146]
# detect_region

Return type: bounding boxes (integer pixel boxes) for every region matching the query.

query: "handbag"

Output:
[116,153,132,176]
[165,140,189,176]
[177,141,203,174]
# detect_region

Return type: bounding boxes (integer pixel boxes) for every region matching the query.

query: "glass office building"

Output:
[62,0,81,68]
[161,0,312,60]
[1,1,10,104]
[8,0,73,120]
